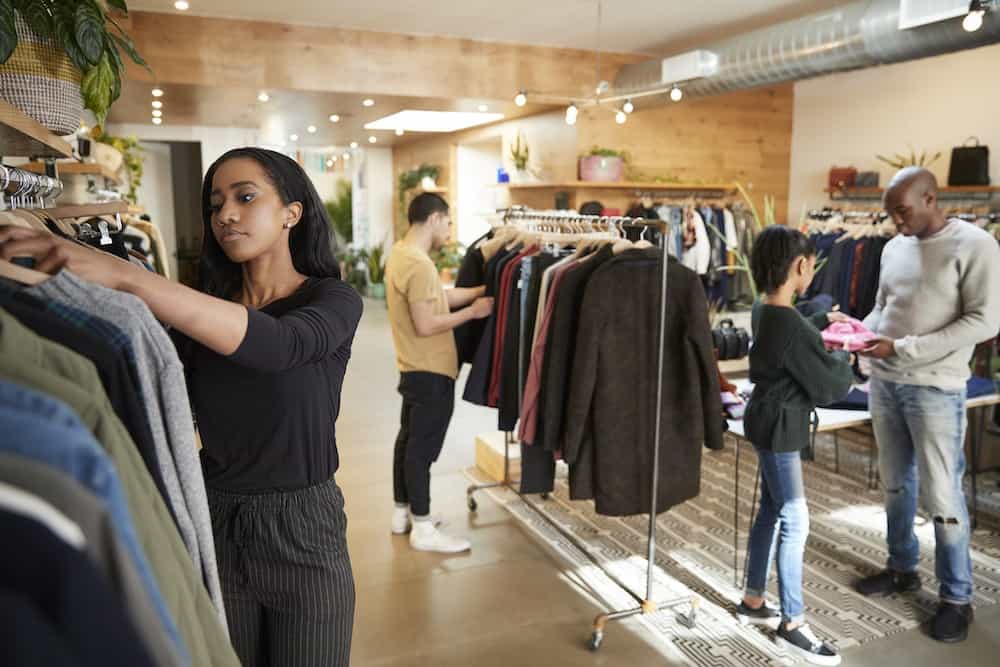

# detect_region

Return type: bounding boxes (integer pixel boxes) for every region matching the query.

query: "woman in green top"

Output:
[736,226,854,666]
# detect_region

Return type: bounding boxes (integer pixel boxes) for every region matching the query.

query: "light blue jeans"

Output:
[870,377,973,604]
[745,447,809,624]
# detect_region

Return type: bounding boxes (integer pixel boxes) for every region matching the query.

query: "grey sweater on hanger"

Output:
[863,219,1000,390]
[28,270,227,631]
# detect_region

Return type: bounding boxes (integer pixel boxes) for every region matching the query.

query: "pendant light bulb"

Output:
[257,91,270,102]
[151,88,164,98]
[565,103,578,125]
[326,159,334,168]
[514,91,527,107]
[963,9,985,32]
[307,125,317,134]
[329,114,340,123]
[623,99,634,114]
[670,85,683,102]
[395,128,405,136]
[615,110,627,125]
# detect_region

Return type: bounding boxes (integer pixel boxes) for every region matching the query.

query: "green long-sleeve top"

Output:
[743,302,854,452]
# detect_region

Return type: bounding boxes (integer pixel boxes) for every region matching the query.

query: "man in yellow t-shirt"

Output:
[384,193,492,553]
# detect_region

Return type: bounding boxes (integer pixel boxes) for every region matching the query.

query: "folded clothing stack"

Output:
[821,317,878,352]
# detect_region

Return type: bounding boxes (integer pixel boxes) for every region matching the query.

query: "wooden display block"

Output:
[475,431,520,483]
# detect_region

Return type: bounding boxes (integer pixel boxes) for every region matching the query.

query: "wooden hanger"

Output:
[46,200,129,219]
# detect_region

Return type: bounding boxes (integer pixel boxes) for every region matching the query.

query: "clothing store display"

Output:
[744,304,853,453]
[29,270,224,625]
[463,246,518,406]
[207,479,354,667]
[179,277,363,493]
[863,219,1000,390]
[682,208,711,275]
[385,242,458,379]
[821,317,878,351]
[452,232,491,365]
[129,219,172,280]
[393,371,455,517]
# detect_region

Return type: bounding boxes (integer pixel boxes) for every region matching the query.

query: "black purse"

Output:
[948,137,990,186]
[712,319,751,361]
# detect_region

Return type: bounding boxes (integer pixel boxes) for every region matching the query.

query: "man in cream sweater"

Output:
[856,167,1000,643]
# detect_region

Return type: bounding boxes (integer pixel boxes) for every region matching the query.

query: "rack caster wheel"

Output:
[588,631,603,651]
[467,495,478,512]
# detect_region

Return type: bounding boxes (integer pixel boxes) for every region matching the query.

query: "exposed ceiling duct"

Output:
[612,0,1000,104]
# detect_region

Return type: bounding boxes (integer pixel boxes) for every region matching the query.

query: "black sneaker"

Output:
[735,601,782,628]
[855,569,921,597]
[776,624,842,666]
[927,602,974,643]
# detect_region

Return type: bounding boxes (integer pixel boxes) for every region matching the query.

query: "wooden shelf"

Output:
[826,185,1000,201]
[504,181,735,192]
[416,186,448,194]
[0,100,74,159]
[24,161,121,185]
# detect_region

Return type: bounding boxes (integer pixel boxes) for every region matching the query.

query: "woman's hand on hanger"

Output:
[0,226,139,289]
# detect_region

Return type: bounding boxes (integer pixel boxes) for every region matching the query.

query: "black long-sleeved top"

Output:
[744,303,853,453]
[179,278,363,492]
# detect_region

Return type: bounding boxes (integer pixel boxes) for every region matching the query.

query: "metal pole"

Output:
[646,223,669,601]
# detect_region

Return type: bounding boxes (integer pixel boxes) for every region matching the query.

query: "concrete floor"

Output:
[337,298,1000,666]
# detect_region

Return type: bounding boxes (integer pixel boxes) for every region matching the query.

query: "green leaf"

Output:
[13,0,53,38]
[106,36,122,102]
[0,0,16,64]
[81,52,114,124]
[110,31,147,70]
[52,2,87,70]
[74,1,104,66]
[106,0,128,14]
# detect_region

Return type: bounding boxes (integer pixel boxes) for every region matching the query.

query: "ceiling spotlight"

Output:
[329,114,340,123]
[307,125,317,134]
[174,0,189,10]
[623,99,635,114]
[152,117,163,125]
[332,155,338,162]
[362,98,375,107]
[342,152,350,160]
[151,88,164,98]
[152,109,162,118]
[478,104,489,112]
[514,91,527,107]
[368,136,377,144]
[257,91,270,102]
[152,100,163,109]
[350,141,358,149]
[565,103,578,126]
[290,134,299,142]
[615,110,627,125]
[670,85,683,102]
[963,1,986,31]
[395,128,405,136]
[326,159,334,168]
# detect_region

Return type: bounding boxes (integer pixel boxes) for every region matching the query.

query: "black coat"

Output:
[563,249,724,516]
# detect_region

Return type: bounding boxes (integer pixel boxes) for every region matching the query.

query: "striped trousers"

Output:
[208,479,355,667]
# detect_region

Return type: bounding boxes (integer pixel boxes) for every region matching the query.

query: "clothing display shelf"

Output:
[24,161,122,187]
[826,185,1000,202]
[0,100,74,160]
[506,181,735,198]
[465,206,700,652]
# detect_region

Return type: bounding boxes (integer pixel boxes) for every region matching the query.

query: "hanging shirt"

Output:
[681,209,711,275]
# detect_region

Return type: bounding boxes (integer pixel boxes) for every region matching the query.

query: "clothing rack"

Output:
[465,206,699,651]
[1,164,63,209]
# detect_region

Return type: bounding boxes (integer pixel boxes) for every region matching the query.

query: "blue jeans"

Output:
[745,447,809,624]
[870,377,972,604]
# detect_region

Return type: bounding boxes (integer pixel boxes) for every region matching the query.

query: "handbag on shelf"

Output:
[828,166,858,189]
[855,171,879,188]
[712,319,751,361]
[948,137,990,186]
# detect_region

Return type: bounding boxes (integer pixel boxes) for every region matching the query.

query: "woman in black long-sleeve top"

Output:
[0,148,363,666]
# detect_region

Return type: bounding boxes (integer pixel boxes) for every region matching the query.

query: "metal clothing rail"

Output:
[466,206,703,651]
[0,164,63,209]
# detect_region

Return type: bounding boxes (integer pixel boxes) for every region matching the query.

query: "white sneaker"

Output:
[391,509,446,535]
[409,521,471,553]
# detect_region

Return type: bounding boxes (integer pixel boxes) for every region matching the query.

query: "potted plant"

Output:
[579,146,628,182]
[325,181,353,247]
[509,131,530,182]
[366,242,386,299]
[336,244,368,294]
[92,128,143,203]
[430,240,464,284]
[0,1,150,134]
[418,164,440,190]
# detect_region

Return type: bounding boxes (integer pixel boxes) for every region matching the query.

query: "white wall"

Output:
[135,141,178,278]
[788,43,1000,221]
[456,140,501,247]
[104,123,261,176]
[362,147,394,249]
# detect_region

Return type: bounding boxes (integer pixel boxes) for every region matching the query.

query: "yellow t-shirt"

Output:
[385,241,459,379]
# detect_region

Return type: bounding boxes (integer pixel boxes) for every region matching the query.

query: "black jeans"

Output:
[393,371,455,516]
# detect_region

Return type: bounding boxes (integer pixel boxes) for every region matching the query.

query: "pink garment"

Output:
[821,317,878,351]
[518,262,576,444]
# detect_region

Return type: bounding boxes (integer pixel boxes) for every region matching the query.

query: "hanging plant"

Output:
[0,1,151,128]
[92,127,142,203]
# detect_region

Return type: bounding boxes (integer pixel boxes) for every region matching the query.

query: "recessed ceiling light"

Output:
[615,110,627,124]
[329,114,340,123]
[514,91,527,107]
[342,152,350,160]
[290,134,299,141]
[478,104,489,112]
[350,141,358,149]
[152,109,162,118]
[174,1,189,10]
[365,110,505,133]
[368,136,377,144]
[152,100,163,109]
[326,159,334,167]
[151,88,164,98]
[152,117,163,125]
[362,99,375,107]
[257,91,270,102]
[307,125,317,134]
[395,128,404,136]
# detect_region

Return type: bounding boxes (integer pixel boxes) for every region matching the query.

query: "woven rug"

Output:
[471,432,1000,666]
